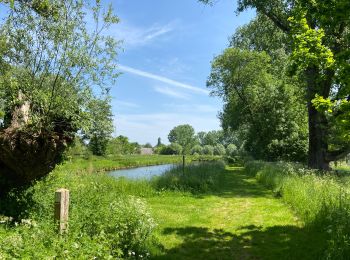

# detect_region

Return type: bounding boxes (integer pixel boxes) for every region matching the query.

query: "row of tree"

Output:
[153,124,242,156]
[68,124,240,157]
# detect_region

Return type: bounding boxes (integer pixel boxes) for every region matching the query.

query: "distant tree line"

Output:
[66,124,243,159]
[154,124,243,157]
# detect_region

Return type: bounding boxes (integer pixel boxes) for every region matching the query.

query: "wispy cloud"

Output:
[119,65,209,95]
[162,103,219,113]
[112,21,175,48]
[153,86,189,99]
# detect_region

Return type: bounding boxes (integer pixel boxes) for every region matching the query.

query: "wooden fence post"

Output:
[54,188,69,234]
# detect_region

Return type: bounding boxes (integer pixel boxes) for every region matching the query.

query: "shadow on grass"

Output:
[194,168,271,199]
[151,225,327,260]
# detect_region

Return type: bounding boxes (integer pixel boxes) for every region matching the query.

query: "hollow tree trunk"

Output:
[0,97,74,195]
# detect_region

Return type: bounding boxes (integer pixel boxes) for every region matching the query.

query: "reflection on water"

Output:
[109,164,175,180]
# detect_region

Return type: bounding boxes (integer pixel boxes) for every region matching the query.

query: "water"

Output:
[109,164,176,180]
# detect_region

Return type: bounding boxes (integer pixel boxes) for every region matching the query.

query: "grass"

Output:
[245,161,350,259]
[0,157,333,259]
[63,154,222,173]
[148,165,325,259]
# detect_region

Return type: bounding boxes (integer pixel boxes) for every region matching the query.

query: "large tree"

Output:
[0,0,119,192]
[168,124,196,155]
[87,96,114,156]
[201,0,350,169]
[208,47,308,162]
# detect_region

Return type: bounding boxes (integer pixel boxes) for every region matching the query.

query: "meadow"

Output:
[0,156,349,259]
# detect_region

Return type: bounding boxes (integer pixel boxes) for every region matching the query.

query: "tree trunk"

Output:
[0,129,73,194]
[307,102,330,170]
[306,66,330,170]
[0,98,74,194]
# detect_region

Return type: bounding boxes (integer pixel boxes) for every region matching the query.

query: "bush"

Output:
[152,161,226,193]
[0,167,157,258]
[191,144,203,155]
[213,144,226,156]
[159,143,183,155]
[202,145,214,155]
[245,161,350,258]
[226,144,237,157]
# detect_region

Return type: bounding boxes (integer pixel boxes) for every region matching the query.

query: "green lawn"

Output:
[148,166,326,259]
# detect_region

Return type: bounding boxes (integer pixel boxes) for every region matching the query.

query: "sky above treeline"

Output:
[0,0,255,146]
[110,0,255,145]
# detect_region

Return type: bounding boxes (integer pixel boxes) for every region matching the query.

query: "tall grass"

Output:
[0,165,158,259]
[152,161,226,193]
[245,161,350,259]
[63,154,223,173]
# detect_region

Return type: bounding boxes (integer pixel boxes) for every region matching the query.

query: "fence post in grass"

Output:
[182,155,185,175]
[54,188,69,234]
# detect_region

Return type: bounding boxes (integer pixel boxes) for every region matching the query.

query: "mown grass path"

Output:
[147,166,325,259]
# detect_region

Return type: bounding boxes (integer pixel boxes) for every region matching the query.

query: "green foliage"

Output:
[202,0,350,168]
[168,124,196,155]
[226,143,238,157]
[0,167,157,258]
[152,161,225,193]
[106,135,141,156]
[208,48,308,162]
[245,161,350,258]
[191,144,203,155]
[86,97,114,156]
[1,0,56,17]
[197,130,224,146]
[288,15,334,71]
[0,0,118,134]
[64,135,89,159]
[213,144,226,156]
[167,143,183,155]
[202,145,214,156]
[153,144,166,155]
[313,96,350,156]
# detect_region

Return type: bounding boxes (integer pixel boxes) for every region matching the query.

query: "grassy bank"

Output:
[63,154,222,173]
[1,157,326,259]
[245,161,350,259]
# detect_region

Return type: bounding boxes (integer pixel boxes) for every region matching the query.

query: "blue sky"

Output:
[0,1,255,145]
[109,0,255,145]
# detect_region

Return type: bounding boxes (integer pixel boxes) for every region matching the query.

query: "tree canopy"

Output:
[168,124,197,155]
[202,0,350,169]
[0,0,119,191]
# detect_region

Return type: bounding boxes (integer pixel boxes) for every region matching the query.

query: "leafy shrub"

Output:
[226,144,238,157]
[202,145,214,155]
[213,144,226,156]
[191,144,203,155]
[159,143,183,155]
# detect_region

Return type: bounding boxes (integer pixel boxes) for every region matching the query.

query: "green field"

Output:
[0,157,334,259]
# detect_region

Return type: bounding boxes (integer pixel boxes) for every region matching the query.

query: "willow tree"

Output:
[201,0,350,170]
[0,0,119,192]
